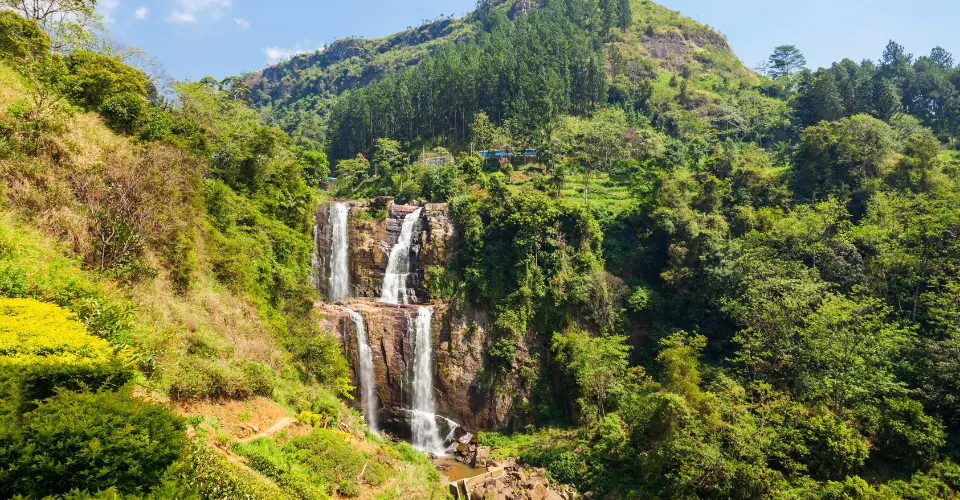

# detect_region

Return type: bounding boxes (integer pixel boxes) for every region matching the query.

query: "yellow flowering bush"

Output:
[0,298,114,359]
[0,298,134,411]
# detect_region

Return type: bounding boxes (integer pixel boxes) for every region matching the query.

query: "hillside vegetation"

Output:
[5,0,960,498]
[243,0,960,498]
[0,9,445,499]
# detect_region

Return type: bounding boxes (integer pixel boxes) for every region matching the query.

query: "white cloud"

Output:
[166,10,196,24]
[166,0,231,24]
[99,0,120,23]
[135,7,149,19]
[263,41,320,64]
[233,17,250,29]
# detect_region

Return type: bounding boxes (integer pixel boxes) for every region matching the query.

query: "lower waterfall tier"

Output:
[316,298,532,434]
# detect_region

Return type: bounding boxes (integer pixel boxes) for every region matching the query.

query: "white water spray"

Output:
[345,308,378,433]
[381,208,423,304]
[410,306,446,454]
[328,203,351,302]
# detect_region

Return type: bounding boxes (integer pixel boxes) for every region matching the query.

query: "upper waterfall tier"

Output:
[314,199,453,302]
[381,207,423,305]
[327,203,351,301]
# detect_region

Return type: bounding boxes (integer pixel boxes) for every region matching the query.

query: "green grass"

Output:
[230,428,447,499]
[477,428,579,460]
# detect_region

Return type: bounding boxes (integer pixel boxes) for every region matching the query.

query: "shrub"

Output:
[800,412,869,480]
[244,361,277,398]
[0,390,186,497]
[166,357,258,401]
[362,462,391,487]
[338,479,361,497]
[521,447,588,486]
[421,163,463,202]
[0,219,137,346]
[864,397,946,470]
[178,440,281,499]
[0,298,134,412]
[0,12,49,61]
[99,92,149,134]
[488,338,518,369]
[66,50,151,108]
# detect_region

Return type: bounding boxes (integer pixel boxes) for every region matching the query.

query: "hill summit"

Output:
[245,0,758,155]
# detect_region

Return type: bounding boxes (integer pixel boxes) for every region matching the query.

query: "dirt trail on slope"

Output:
[239,417,299,443]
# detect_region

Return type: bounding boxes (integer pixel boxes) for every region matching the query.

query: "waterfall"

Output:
[410,306,445,454]
[328,203,351,302]
[345,308,378,434]
[380,208,423,305]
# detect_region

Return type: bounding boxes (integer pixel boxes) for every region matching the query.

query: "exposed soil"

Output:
[176,396,312,441]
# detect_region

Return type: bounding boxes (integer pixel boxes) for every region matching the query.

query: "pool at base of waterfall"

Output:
[433,456,487,483]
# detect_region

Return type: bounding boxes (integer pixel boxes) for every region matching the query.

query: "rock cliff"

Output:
[314,198,534,435]
[315,198,454,302]
[316,298,528,433]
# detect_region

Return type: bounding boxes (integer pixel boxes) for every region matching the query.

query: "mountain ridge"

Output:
[244,0,751,151]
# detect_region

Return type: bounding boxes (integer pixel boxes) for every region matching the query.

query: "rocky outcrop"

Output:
[421,203,454,268]
[449,458,577,500]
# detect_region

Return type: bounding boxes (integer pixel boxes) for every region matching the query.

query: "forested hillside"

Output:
[246,0,960,497]
[4,0,960,497]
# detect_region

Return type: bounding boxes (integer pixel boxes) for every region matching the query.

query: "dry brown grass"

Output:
[129,269,284,370]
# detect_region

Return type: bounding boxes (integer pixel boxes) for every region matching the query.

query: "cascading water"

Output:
[380,208,423,305]
[410,306,445,454]
[345,308,378,433]
[328,203,351,302]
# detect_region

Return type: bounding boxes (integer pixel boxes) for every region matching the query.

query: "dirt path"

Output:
[239,417,298,443]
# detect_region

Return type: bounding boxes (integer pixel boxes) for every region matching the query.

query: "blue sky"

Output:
[98,0,960,81]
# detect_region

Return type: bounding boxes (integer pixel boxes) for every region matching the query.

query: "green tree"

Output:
[794,294,909,414]
[656,331,706,401]
[372,137,404,178]
[66,49,151,108]
[767,45,807,79]
[4,0,99,50]
[793,114,896,204]
[615,0,632,30]
[456,152,483,180]
[302,150,330,186]
[0,11,50,61]
[335,154,370,188]
[552,326,631,418]
[470,110,497,150]
[99,91,148,134]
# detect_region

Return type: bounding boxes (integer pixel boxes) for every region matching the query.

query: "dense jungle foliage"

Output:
[248,0,960,497]
[4,0,960,497]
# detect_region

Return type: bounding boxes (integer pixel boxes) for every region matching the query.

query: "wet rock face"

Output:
[315,199,454,302]
[315,198,534,435]
[316,299,530,433]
